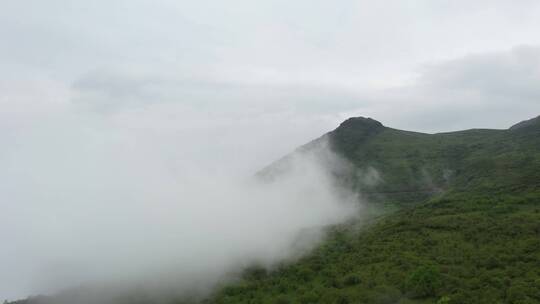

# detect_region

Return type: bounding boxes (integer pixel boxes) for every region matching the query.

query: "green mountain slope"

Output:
[210,192,540,304]
[330,116,540,200]
[207,115,540,304]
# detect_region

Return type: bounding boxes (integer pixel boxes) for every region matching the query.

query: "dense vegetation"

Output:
[208,191,540,304]
[10,115,540,304]
[206,115,540,303]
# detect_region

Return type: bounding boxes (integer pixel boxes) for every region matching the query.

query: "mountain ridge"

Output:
[509,114,540,130]
[260,114,540,205]
[207,114,540,303]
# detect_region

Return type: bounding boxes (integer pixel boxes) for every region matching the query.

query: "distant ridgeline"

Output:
[262,115,540,204]
[9,115,540,304]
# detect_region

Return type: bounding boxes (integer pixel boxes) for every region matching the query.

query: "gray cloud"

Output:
[340,46,540,133]
[419,46,540,98]
[0,105,359,300]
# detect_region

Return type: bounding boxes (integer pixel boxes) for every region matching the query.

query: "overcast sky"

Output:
[2,1,540,159]
[2,1,540,300]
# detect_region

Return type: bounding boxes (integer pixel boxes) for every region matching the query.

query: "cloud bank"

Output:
[0,100,359,301]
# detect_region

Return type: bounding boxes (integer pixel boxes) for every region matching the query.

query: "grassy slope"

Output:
[206,116,540,304]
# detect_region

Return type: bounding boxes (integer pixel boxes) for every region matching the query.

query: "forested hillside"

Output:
[207,115,540,304]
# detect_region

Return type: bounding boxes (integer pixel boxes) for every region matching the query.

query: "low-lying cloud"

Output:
[0,101,359,302]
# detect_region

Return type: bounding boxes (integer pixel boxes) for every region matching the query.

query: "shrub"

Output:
[343,274,361,286]
[406,265,441,298]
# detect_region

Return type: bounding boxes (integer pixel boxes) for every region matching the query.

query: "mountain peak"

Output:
[336,117,384,131]
[329,117,385,155]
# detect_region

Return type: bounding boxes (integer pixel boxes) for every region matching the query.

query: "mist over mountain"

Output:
[7,114,540,304]
[0,122,360,302]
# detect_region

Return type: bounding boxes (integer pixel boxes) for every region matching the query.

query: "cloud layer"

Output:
[0,107,359,300]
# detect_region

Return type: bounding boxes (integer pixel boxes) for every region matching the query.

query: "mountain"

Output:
[9,115,540,304]
[264,115,540,203]
[329,116,540,200]
[209,115,540,304]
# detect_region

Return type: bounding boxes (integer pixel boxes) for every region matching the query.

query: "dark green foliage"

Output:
[343,274,361,286]
[204,116,540,304]
[406,265,441,298]
[206,192,540,303]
